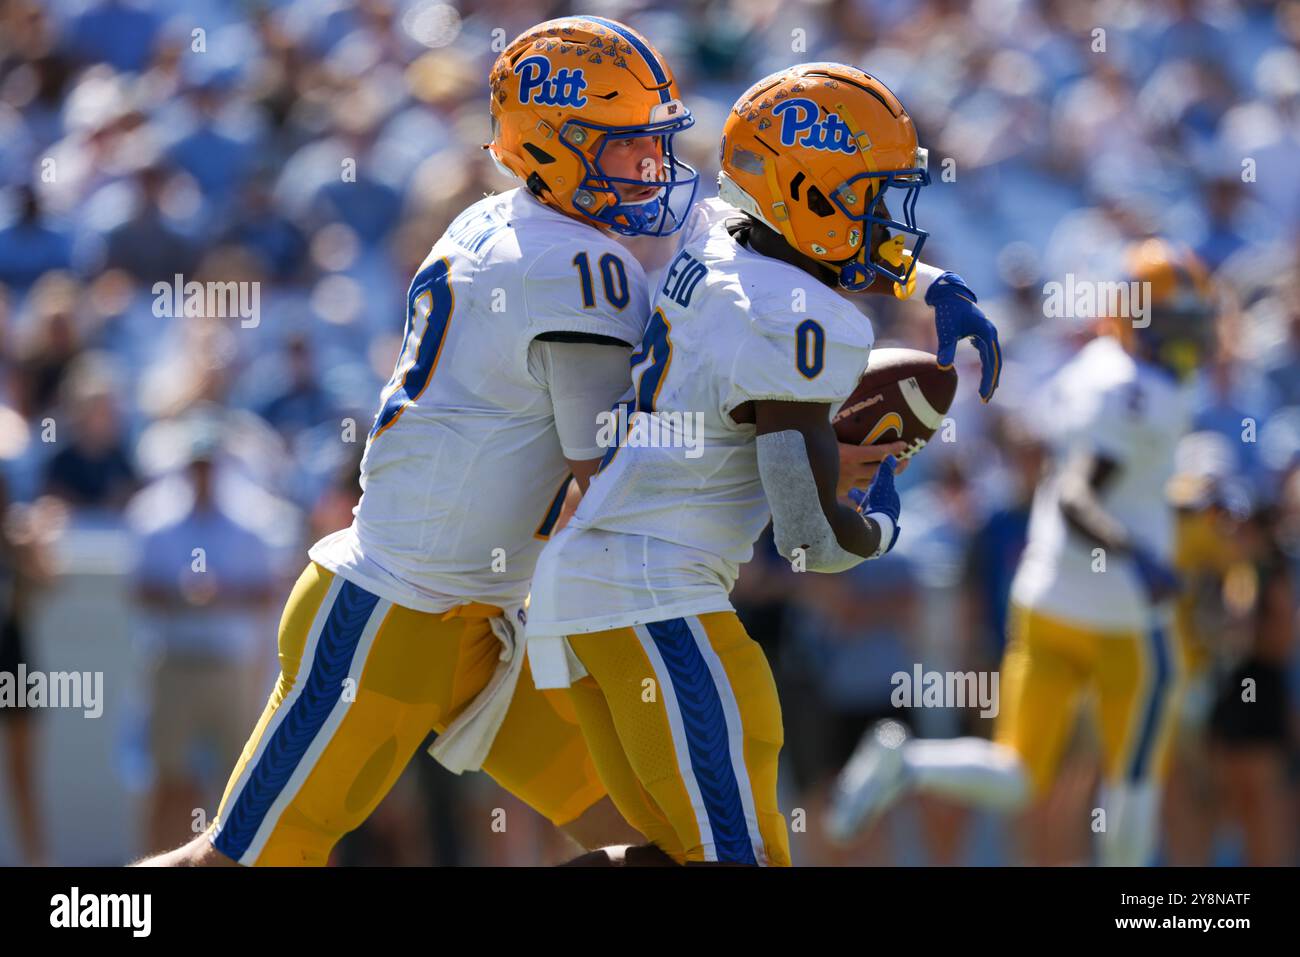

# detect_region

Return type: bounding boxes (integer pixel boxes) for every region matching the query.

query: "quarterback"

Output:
[138,15,700,866]
[830,240,1214,866]
[525,63,1002,866]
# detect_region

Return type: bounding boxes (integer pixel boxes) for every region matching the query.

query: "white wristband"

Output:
[911,261,945,300]
[865,512,896,559]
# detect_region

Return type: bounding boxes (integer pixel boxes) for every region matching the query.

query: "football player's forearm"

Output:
[828,503,883,558]
[1059,485,1131,553]
[800,415,884,558]
[757,430,867,572]
[1059,451,1130,553]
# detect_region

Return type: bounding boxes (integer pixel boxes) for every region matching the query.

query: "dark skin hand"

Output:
[735,398,883,559]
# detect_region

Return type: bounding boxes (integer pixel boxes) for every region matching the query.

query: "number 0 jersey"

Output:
[310,188,649,613]
[1010,335,1192,632]
[526,199,874,637]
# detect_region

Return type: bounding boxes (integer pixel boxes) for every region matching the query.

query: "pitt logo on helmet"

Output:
[773,99,857,154]
[488,16,698,237]
[515,55,588,108]
[717,63,929,292]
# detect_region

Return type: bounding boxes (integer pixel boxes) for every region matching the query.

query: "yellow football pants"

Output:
[211,563,605,865]
[566,612,790,866]
[995,604,1184,798]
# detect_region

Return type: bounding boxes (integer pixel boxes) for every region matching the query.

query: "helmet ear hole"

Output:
[523,143,556,165]
[789,172,805,201]
[805,185,834,217]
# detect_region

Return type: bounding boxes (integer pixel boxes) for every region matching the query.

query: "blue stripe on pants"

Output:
[214,579,380,861]
[1128,624,1172,782]
[645,617,755,864]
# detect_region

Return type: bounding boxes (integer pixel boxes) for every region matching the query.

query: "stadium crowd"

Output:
[0,0,1297,865]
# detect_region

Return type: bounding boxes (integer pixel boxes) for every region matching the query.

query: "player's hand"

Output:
[838,440,910,497]
[848,455,902,555]
[926,272,1002,403]
[1132,547,1182,605]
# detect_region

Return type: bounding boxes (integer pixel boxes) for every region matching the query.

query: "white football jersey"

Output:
[527,199,875,637]
[310,189,649,613]
[1010,335,1192,632]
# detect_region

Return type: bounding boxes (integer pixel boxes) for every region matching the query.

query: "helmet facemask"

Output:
[558,106,699,237]
[1135,298,1217,381]
[830,148,930,291]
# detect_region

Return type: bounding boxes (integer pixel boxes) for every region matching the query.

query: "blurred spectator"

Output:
[256,333,336,441]
[40,353,138,510]
[1163,432,1254,865]
[963,422,1044,662]
[101,162,200,282]
[11,271,84,418]
[129,424,276,853]
[1194,175,1253,271]
[1206,502,1296,865]
[163,79,262,207]
[63,0,162,75]
[0,186,73,290]
[307,441,363,544]
[220,181,308,281]
[1261,285,1300,410]
[0,479,58,866]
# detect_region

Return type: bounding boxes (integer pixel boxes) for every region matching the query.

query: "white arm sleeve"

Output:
[911,261,945,300]
[528,338,633,461]
[756,430,869,573]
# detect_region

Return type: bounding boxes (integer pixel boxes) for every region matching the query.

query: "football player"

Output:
[524,63,1001,866]
[829,239,1215,867]
[138,15,700,867]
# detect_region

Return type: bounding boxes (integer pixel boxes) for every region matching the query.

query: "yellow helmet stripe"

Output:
[834,102,879,174]
[763,154,801,248]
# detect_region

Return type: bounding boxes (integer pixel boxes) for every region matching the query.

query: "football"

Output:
[832,348,958,458]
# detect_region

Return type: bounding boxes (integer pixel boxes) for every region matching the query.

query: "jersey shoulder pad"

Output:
[726,284,873,407]
[1070,367,1165,464]
[521,237,648,347]
[681,197,741,247]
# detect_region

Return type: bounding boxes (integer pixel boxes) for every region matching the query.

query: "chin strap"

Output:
[836,246,874,291]
[838,235,918,295]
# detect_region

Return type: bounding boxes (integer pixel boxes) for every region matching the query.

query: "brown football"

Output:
[832,348,958,458]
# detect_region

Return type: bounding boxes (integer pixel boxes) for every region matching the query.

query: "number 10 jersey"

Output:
[310,188,649,614]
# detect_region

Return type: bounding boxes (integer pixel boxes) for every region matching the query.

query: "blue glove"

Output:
[926,272,1002,402]
[1131,547,1182,604]
[848,455,901,555]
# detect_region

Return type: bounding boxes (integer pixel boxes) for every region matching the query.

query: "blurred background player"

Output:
[526,63,1000,866]
[829,239,1216,866]
[137,15,699,866]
